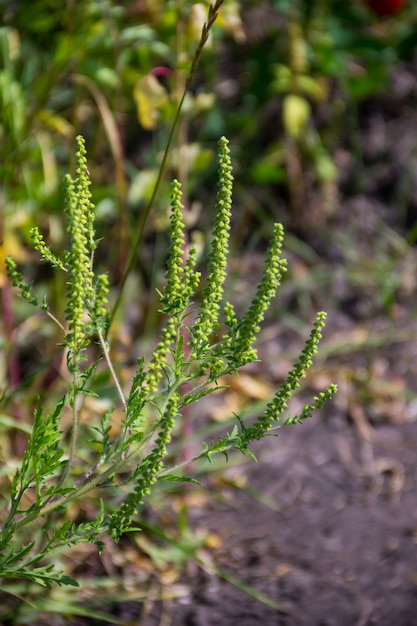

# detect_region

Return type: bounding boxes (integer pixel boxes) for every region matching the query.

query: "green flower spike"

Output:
[191,136,233,353]
[148,180,201,394]
[146,182,188,394]
[30,227,67,271]
[64,135,95,364]
[92,273,110,330]
[242,311,336,443]
[161,179,188,315]
[5,256,44,310]
[233,223,287,365]
[109,393,179,541]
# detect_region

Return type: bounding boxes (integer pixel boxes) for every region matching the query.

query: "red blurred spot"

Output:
[364,0,406,16]
[150,66,173,78]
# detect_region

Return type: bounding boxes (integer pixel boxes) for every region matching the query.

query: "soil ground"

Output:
[151,417,417,626]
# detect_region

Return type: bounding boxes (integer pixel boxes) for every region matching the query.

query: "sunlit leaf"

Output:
[282,94,311,139]
[133,73,168,130]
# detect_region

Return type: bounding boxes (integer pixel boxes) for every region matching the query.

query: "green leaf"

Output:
[159,474,201,486]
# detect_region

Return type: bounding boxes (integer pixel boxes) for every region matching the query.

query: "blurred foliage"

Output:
[1,0,417,618]
[1,0,417,424]
[215,0,417,225]
[2,0,417,261]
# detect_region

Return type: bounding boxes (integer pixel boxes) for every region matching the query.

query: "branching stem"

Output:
[97,329,127,411]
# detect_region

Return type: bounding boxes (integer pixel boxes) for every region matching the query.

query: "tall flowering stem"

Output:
[61,136,116,484]
[64,135,95,368]
[191,136,233,353]
[147,180,200,394]
[233,223,287,365]
[239,312,337,446]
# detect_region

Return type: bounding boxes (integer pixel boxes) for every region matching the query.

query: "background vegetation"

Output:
[1,0,417,622]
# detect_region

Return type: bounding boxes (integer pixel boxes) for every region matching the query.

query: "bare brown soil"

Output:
[149,416,417,626]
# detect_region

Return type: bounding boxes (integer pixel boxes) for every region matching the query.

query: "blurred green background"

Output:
[2,0,417,620]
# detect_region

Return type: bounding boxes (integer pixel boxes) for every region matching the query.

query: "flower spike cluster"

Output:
[3,133,336,589]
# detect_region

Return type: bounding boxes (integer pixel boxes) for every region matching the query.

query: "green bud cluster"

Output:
[5,256,48,312]
[162,179,201,315]
[191,136,233,353]
[64,136,97,363]
[92,273,110,327]
[110,394,179,540]
[233,223,287,365]
[147,179,201,394]
[161,180,187,315]
[240,312,335,444]
[30,227,67,271]
[146,317,178,394]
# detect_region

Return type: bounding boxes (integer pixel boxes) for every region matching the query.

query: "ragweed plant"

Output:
[1,135,336,589]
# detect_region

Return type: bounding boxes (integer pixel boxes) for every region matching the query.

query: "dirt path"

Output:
[145,414,417,626]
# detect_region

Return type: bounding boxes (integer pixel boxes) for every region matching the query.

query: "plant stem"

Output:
[98,329,127,411]
[54,378,80,491]
[46,310,65,330]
